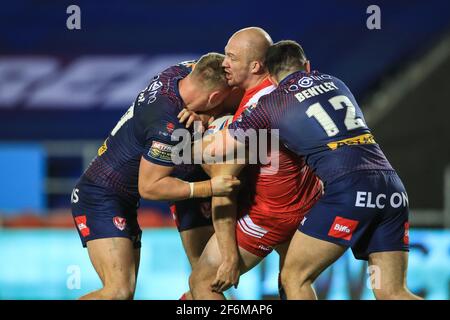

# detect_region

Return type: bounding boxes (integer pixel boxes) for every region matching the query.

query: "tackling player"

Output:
[223,40,421,300]
[70,53,239,300]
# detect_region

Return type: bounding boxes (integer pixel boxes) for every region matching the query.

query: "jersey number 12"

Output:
[303,95,366,137]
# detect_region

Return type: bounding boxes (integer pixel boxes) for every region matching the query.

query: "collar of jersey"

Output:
[244,76,273,97]
[279,70,309,87]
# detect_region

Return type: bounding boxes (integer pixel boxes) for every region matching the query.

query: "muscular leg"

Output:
[180,226,215,267]
[191,163,245,299]
[274,241,290,300]
[79,237,140,300]
[368,251,422,300]
[189,233,263,300]
[280,231,346,300]
[275,241,290,272]
[178,225,214,300]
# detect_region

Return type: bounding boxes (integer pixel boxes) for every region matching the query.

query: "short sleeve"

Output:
[137,97,186,166]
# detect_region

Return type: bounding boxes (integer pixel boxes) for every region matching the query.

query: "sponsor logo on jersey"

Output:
[404,222,410,245]
[98,138,108,156]
[148,141,173,163]
[166,122,175,133]
[355,191,408,209]
[147,80,162,92]
[74,215,90,237]
[113,216,127,231]
[328,216,359,241]
[294,81,339,102]
[298,76,314,88]
[327,133,376,150]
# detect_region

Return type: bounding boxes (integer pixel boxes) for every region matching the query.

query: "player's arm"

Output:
[138,158,189,201]
[200,101,272,292]
[178,103,245,292]
[137,97,239,201]
[199,101,271,293]
[200,99,272,163]
[138,157,239,201]
[202,163,245,293]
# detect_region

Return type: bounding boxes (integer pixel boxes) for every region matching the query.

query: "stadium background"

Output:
[0,0,449,299]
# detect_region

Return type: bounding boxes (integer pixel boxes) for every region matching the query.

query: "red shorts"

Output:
[236,210,306,257]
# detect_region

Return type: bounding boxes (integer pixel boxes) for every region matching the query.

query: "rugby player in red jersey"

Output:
[186,28,322,299]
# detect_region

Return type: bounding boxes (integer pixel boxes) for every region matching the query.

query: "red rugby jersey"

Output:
[234,77,322,217]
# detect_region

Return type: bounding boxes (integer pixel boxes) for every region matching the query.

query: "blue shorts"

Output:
[71,177,142,249]
[171,198,212,232]
[299,170,410,260]
[170,167,212,232]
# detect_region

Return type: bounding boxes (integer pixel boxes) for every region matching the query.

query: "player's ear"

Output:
[250,61,262,74]
[207,90,223,109]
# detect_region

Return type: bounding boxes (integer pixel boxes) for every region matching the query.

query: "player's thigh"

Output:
[283,231,346,283]
[274,240,291,270]
[133,248,141,279]
[193,233,263,279]
[238,244,264,275]
[180,225,215,268]
[86,237,138,288]
[368,251,409,293]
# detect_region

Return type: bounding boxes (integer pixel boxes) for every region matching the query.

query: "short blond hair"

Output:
[191,52,228,91]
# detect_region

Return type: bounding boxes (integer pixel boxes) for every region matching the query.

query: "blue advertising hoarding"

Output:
[0,228,448,299]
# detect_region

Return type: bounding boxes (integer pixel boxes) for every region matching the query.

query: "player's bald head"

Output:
[223,27,273,88]
[228,27,273,62]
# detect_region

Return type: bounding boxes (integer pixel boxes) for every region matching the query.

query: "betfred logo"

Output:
[328,216,359,241]
[404,222,410,245]
[74,215,90,237]
[113,216,127,231]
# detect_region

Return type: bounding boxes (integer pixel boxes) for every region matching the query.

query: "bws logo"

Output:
[74,215,90,237]
[113,216,127,231]
[328,216,359,241]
